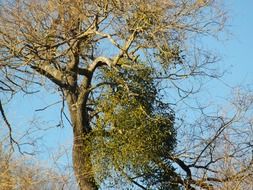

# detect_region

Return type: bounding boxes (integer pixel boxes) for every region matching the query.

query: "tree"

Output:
[0,144,13,190]
[0,141,74,190]
[1,0,252,190]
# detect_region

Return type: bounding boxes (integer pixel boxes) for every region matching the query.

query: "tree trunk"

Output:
[72,132,98,190]
[66,92,98,190]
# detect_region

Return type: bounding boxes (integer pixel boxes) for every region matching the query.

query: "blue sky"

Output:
[186,0,253,111]
[215,0,253,87]
[1,0,253,186]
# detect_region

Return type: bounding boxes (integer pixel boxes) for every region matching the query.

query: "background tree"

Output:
[0,141,74,190]
[0,143,13,190]
[1,0,252,190]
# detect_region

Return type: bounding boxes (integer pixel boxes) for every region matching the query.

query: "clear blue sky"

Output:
[214,0,253,87]
[2,0,253,183]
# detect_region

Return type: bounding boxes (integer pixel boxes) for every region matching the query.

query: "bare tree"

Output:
[0,141,75,190]
[2,1,251,190]
[172,87,253,190]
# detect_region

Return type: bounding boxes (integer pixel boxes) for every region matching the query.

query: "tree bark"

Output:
[66,92,98,190]
[72,132,98,190]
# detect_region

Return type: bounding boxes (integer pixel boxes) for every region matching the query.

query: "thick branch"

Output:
[30,63,65,88]
[113,30,138,65]
[77,67,91,76]
[88,56,112,73]
[76,57,113,109]
[168,155,192,179]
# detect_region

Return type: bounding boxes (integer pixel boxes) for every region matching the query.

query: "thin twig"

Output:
[0,100,23,154]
